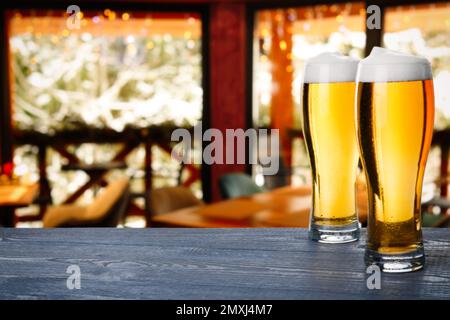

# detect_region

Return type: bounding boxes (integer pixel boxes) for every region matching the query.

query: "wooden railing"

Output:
[13,125,201,221]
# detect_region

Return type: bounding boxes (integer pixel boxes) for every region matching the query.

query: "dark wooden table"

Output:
[0,228,449,300]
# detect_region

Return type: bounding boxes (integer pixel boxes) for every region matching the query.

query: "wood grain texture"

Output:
[0,228,449,300]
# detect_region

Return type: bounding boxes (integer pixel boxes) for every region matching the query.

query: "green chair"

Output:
[218,173,266,199]
[422,197,450,227]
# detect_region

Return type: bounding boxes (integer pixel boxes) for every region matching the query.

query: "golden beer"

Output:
[303,83,359,224]
[302,53,360,243]
[356,47,434,272]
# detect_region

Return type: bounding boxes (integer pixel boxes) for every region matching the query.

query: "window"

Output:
[8,9,203,210]
[252,2,366,186]
[384,2,450,192]
[384,3,450,129]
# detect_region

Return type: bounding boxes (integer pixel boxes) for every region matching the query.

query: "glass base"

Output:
[365,245,425,273]
[309,221,360,243]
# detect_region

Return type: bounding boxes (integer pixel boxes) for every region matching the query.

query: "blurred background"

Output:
[0,0,449,228]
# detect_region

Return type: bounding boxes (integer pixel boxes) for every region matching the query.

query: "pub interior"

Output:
[0,0,449,229]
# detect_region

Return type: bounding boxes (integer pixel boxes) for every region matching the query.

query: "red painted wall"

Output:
[209,2,247,201]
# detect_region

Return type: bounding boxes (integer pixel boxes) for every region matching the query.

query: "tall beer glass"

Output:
[356,47,434,272]
[302,53,360,243]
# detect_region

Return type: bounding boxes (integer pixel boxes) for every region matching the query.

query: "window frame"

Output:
[0,1,212,200]
[245,0,450,174]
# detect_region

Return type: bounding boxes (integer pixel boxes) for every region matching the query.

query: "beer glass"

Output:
[302,52,360,243]
[356,47,434,272]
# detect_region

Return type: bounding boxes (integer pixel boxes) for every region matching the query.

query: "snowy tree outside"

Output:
[9,11,203,209]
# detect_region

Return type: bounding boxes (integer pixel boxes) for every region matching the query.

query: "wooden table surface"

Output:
[151,186,368,228]
[0,228,449,300]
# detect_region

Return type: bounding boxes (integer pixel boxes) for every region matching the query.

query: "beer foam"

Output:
[303,52,359,83]
[357,47,432,82]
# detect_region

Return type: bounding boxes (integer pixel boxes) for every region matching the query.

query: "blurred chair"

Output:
[422,212,450,227]
[219,173,266,200]
[148,186,203,218]
[422,197,450,227]
[43,178,129,228]
[263,155,291,189]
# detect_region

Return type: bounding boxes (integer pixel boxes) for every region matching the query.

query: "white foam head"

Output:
[303,52,359,83]
[357,47,432,82]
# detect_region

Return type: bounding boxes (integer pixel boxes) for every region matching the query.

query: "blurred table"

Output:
[151,186,368,228]
[0,228,448,299]
[0,183,39,227]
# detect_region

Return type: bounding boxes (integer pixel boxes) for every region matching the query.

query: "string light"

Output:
[145,18,152,27]
[187,39,196,49]
[305,9,314,20]
[279,40,287,51]
[275,12,283,22]
[187,17,196,25]
[126,35,135,44]
[108,11,116,20]
[287,8,296,22]
[122,12,130,21]
[51,35,59,44]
